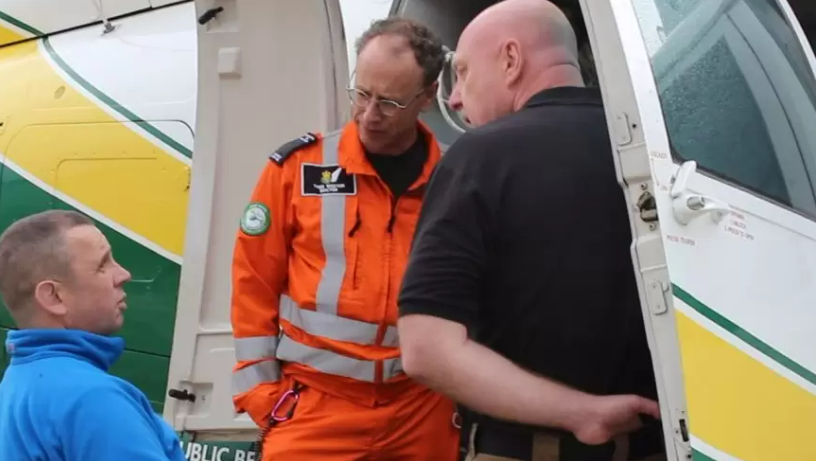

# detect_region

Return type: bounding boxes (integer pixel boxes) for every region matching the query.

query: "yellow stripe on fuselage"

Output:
[0,40,188,257]
[0,22,24,46]
[677,310,815,461]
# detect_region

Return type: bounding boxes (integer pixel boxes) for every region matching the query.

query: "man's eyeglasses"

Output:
[346,87,425,117]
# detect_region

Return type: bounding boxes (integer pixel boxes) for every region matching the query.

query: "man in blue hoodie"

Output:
[0,210,186,461]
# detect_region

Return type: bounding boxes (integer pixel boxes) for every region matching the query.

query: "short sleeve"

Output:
[398,133,495,327]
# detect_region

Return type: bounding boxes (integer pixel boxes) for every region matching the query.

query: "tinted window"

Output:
[633,0,815,217]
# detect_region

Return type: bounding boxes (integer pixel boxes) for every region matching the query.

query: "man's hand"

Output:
[400,315,663,438]
[572,395,661,445]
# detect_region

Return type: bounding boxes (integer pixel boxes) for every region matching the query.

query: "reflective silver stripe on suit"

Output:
[231,360,281,395]
[280,295,399,347]
[314,131,347,315]
[381,326,399,348]
[382,353,404,381]
[276,334,404,382]
[234,336,280,361]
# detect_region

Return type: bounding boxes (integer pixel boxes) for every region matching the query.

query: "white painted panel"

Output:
[149,0,184,7]
[43,2,197,152]
[0,0,151,36]
[164,0,350,432]
[647,2,816,374]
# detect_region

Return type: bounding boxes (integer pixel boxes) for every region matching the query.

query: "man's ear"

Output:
[420,81,440,112]
[33,280,67,316]
[501,38,523,85]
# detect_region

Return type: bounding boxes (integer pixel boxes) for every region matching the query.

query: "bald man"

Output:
[397,1,666,461]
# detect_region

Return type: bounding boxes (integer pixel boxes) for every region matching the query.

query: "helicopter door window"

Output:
[631,0,816,218]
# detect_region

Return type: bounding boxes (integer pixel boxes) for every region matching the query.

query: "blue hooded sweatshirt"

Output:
[0,329,187,461]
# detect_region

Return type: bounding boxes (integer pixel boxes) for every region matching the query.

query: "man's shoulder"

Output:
[0,362,127,415]
[438,116,539,170]
[437,127,499,167]
[47,364,125,397]
[268,126,349,167]
[449,90,608,153]
[63,375,154,420]
[267,132,321,166]
[5,355,102,383]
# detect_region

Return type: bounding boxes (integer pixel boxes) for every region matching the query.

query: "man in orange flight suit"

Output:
[230,18,460,461]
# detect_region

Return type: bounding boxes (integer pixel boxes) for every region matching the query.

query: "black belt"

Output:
[472,422,540,460]
[470,421,665,461]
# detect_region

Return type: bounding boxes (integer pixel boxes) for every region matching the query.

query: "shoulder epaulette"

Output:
[269,132,318,165]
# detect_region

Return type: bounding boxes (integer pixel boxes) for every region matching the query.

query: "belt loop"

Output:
[467,423,479,459]
[611,435,629,461]
[531,432,560,461]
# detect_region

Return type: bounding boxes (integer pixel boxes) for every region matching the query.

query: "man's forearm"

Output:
[410,337,594,432]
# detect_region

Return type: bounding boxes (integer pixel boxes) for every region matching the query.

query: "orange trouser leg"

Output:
[260,381,371,461]
[372,386,460,460]
[261,379,459,461]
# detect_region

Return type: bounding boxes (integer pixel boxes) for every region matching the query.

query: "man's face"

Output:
[351,35,434,153]
[448,33,513,127]
[58,225,132,335]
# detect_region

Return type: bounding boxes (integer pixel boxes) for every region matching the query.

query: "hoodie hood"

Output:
[5,329,124,372]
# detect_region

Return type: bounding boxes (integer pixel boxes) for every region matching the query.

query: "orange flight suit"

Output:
[230,120,459,460]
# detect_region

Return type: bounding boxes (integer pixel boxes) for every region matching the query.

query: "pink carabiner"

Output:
[452,411,462,429]
[270,389,300,422]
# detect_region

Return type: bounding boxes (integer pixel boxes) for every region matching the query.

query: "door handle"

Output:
[672,193,730,225]
[669,160,730,225]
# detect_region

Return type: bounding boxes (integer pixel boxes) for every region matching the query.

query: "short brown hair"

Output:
[0,210,94,312]
[355,17,445,87]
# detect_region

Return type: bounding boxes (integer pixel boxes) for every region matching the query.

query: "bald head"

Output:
[448,0,584,127]
[464,0,579,63]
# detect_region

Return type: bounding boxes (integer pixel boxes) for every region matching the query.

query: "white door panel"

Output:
[0,0,150,40]
[164,0,349,433]
[586,0,815,459]
[646,0,816,382]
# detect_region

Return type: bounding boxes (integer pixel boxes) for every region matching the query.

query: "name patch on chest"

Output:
[301,163,357,196]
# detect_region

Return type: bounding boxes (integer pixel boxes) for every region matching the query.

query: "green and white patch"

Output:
[240,202,271,236]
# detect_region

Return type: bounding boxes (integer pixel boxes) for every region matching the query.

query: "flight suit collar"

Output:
[337,121,442,191]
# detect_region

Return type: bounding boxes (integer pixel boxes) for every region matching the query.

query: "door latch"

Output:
[168,388,196,402]
[670,161,730,225]
[636,190,658,223]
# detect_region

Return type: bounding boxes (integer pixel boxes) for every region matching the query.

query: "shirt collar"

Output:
[6,328,124,371]
[524,85,603,109]
[338,120,442,190]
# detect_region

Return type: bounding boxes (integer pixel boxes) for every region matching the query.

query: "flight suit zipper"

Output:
[374,185,401,385]
[387,196,398,233]
[375,178,426,386]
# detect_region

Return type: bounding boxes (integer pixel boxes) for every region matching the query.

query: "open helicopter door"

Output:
[581,0,816,460]
[162,0,349,437]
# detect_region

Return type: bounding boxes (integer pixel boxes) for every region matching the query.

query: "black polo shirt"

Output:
[398,87,661,458]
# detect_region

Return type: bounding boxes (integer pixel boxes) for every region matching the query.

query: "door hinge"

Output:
[646,280,670,315]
